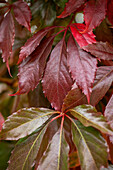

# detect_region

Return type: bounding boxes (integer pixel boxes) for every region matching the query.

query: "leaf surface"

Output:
[8,124,47,170]
[38,128,69,170]
[70,23,96,47]
[83,0,106,33]
[105,95,113,130]
[0,108,54,140]
[62,66,113,111]
[14,36,54,95]
[83,42,113,60]
[72,120,108,170]
[90,66,113,106]
[67,35,97,103]
[42,38,73,111]
[58,0,85,18]
[107,0,113,25]
[70,105,113,136]
[0,12,15,75]
[18,26,56,64]
[13,1,31,31]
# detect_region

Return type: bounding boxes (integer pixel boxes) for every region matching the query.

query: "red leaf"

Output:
[11,36,54,95]
[18,26,56,64]
[58,0,85,18]
[83,0,106,33]
[0,113,4,132]
[90,66,113,106]
[42,38,73,111]
[67,35,97,103]
[107,0,113,25]
[0,12,15,76]
[83,42,113,60]
[12,1,31,31]
[105,95,113,130]
[70,23,96,48]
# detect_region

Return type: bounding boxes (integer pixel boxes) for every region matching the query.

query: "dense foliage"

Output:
[0,0,113,169]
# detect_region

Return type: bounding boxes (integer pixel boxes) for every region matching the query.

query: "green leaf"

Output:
[37,127,69,170]
[0,108,55,140]
[8,124,48,170]
[72,120,108,170]
[69,105,113,135]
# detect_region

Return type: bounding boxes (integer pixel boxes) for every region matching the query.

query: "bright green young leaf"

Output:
[72,120,108,170]
[8,124,48,170]
[69,105,113,136]
[37,127,69,170]
[0,108,55,140]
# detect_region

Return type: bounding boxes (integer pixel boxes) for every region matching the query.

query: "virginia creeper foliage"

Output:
[0,0,113,170]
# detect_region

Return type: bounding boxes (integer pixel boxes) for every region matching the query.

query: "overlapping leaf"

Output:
[83,42,113,60]
[70,23,96,47]
[42,38,73,111]
[83,0,106,33]
[62,66,113,111]
[0,108,54,140]
[0,12,15,75]
[105,95,113,130]
[13,36,54,95]
[18,26,56,64]
[58,0,85,18]
[90,66,113,106]
[69,105,113,136]
[8,125,47,170]
[72,120,108,170]
[62,82,87,112]
[37,128,69,170]
[67,35,97,103]
[12,1,31,31]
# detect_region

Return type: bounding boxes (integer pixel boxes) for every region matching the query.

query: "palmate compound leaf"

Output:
[72,120,108,170]
[62,66,113,112]
[0,108,55,140]
[7,119,60,170]
[0,12,15,75]
[18,26,57,64]
[13,36,54,95]
[69,105,113,136]
[37,127,69,170]
[67,35,97,103]
[70,23,96,48]
[83,0,106,33]
[42,37,73,111]
[107,0,113,25]
[83,42,113,60]
[58,0,86,18]
[12,1,31,31]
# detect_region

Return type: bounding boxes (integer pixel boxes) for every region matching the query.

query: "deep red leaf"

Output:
[18,26,56,64]
[104,95,113,130]
[67,35,97,103]
[58,0,85,18]
[83,42,113,60]
[90,66,113,106]
[11,36,54,95]
[0,113,4,132]
[13,1,31,31]
[70,23,96,47]
[83,0,106,33]
[42,38,73,111]
[0,12,15,76]
[107,0,113,25]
